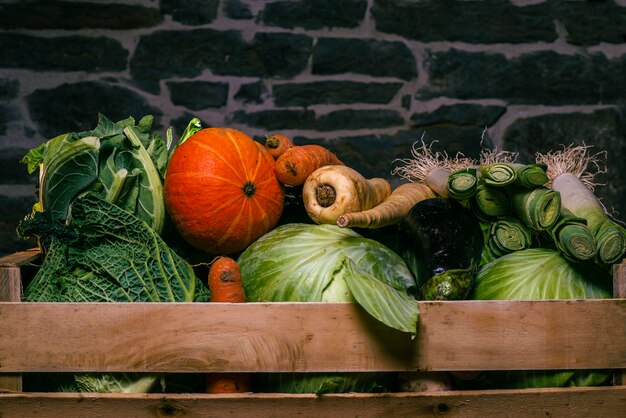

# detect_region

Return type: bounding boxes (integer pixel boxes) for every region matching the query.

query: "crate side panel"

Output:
[417,299,626,371]
[1,387,626,418]
[0,302,415,373]
[0,266,23,392]
[2,301,626,373]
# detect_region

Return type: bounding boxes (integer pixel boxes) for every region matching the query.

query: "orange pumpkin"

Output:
[165,127,284,254]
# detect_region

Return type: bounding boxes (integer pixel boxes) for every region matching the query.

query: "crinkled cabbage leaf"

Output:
[22,193,209,393]
[24,192,209,303]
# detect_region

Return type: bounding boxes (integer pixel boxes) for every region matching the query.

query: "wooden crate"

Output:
[1,250,625,417]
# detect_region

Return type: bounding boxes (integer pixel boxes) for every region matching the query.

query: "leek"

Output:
[447,167,479,200]
[510,163,549,188]
[537,145,626,265]
[482,217,533,263]
[471,183,511,221]
[547,207,596,262]
[510,186,561,231]
[479,163,516,187]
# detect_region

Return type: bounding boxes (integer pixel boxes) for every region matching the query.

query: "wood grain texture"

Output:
[614,260,626,298]
[0,249,41,268]
[0,267,22,392]
[1,300,625,373]
[1,386,625,418]
[613,260,626,385]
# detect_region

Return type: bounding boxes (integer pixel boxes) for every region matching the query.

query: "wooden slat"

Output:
[417,299,626,371]
[0,267,23,392]
[1,300,625,373]
[0,268,21,302]
[1,386,625,418]
[613,261,626,385]
[0,249,40,268]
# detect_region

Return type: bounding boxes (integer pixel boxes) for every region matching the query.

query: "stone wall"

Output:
[1,0,625,256]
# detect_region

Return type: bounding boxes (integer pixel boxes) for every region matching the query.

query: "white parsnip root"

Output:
[302,165,391,225]
[336,183,436,229]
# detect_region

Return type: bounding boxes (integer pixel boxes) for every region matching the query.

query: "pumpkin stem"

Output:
[315,184,336,207]
[242,181,256,197]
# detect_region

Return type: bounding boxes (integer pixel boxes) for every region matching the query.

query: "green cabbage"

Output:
[471,248,612,389]
[22,193,209,393]
[238,223,419,393]
[20,114,169,238]
[238,223,419,333]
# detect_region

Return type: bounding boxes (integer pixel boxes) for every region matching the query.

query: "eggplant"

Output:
[398,197,484,300]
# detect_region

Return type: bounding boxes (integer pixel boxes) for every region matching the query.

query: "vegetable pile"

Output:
[15,114,625,394]
[393,142,626,268]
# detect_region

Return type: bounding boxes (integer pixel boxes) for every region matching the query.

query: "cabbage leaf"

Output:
[238,223,419,335]
[238,223,418,394]
[471,248,612,389]
[22,193,209,393]
[20,114,167,237]
[24,193,208,303]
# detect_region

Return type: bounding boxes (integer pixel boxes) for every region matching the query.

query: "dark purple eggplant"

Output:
[398,197,484,300]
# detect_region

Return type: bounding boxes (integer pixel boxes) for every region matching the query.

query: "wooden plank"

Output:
[0,267,22,392]
[0,249,41,268]
[0,302,413,373]
[1,300,625,373]
[417,299,626,371]
[613,260,626,385]
[1,386,625,418]
[0,268,21,302]
[614,260,626,299]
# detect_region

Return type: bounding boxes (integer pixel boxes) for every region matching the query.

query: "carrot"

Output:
[336,182,436,228]
[205,373,252,393]
[207,256,246,303]
[275,144,343,186]
[264,134,293,159]
[302,165,391,225]
[205,256,251,393]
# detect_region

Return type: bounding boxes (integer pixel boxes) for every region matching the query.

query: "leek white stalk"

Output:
[537,145,626,265]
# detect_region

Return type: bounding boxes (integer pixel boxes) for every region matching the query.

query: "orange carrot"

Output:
[206,373,252,393]
[207,256,246,303]
[264,134,293,159]
[205,256,251,393]
[274,144,343,186]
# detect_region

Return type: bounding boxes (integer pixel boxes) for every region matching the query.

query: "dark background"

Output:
[1,0,625,256]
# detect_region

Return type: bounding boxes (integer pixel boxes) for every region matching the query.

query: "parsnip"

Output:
[303,165,391,225]
[336,183,436,228]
